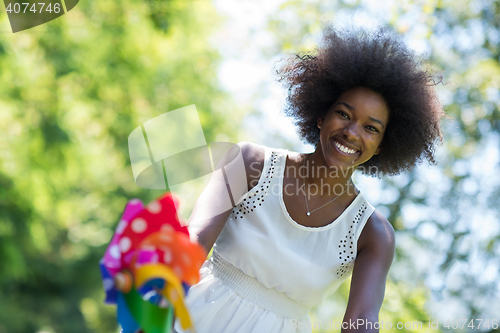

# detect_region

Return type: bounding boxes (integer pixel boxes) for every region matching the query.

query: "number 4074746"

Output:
[5,3,61,14]
[443,319,499,330]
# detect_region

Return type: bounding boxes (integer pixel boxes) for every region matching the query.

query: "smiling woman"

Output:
[173,26,444,333]
[278,26,444,177]
[317,87,389,170]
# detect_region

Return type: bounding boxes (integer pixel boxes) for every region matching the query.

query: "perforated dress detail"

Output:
[174,147,375,333]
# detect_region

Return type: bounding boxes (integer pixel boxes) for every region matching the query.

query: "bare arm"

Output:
[341,211,395,332]
[188,141,265,253]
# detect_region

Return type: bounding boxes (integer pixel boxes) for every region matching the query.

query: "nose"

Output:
[343,122,360,141]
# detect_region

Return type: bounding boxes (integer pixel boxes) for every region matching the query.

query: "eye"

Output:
[366,125,380,133]
[336,111,349,119]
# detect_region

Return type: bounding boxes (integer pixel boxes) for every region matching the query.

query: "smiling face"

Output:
[317,86,389,169]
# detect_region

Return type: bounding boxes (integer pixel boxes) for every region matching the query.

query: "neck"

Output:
[300,149,356,197]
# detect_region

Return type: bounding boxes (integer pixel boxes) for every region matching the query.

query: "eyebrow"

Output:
[369,116,386,129]
[336,102,355,111]
[335,102,386,129]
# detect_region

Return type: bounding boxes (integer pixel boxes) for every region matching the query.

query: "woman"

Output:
[174,26,444,333]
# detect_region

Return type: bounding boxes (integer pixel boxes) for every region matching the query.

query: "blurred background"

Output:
[1,0,499,332]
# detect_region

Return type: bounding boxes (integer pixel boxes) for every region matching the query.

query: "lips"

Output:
[331,138,359,155]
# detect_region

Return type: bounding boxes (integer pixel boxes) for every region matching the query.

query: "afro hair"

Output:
[277,26,444,177]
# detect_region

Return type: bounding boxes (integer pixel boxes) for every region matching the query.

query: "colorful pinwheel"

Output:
[100,193,206,333]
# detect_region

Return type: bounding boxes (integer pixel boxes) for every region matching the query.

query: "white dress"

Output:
[174,147,375,333]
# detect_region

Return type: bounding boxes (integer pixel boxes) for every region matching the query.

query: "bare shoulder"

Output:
[237,141,265,165]
[358,210,395,255]
[236,141,265,190]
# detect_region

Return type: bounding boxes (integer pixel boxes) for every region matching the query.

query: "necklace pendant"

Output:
[306,212,311,216]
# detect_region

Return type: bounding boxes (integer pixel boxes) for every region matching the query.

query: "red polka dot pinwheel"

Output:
[99,193,206,333]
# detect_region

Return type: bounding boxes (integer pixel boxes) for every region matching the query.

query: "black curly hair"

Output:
[277,26,444,177]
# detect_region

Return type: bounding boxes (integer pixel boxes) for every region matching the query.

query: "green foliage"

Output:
[0,0,238,331]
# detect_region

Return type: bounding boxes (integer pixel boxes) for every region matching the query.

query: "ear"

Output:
[317,117,323,129]
[374,145,382,155]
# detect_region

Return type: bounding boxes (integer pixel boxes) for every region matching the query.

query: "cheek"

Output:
[372,138,384,152]
[363,135,383,152]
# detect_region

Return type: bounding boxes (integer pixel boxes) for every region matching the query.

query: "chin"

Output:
[322,154,355,171]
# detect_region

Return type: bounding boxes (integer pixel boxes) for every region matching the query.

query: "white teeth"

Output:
[335,141,357,154]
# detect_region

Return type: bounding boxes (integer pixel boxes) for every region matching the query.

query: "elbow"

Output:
[341,313,380,333]
[189,229,212,254]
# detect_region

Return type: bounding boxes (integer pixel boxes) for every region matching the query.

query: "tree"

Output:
[0,0,240,331]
